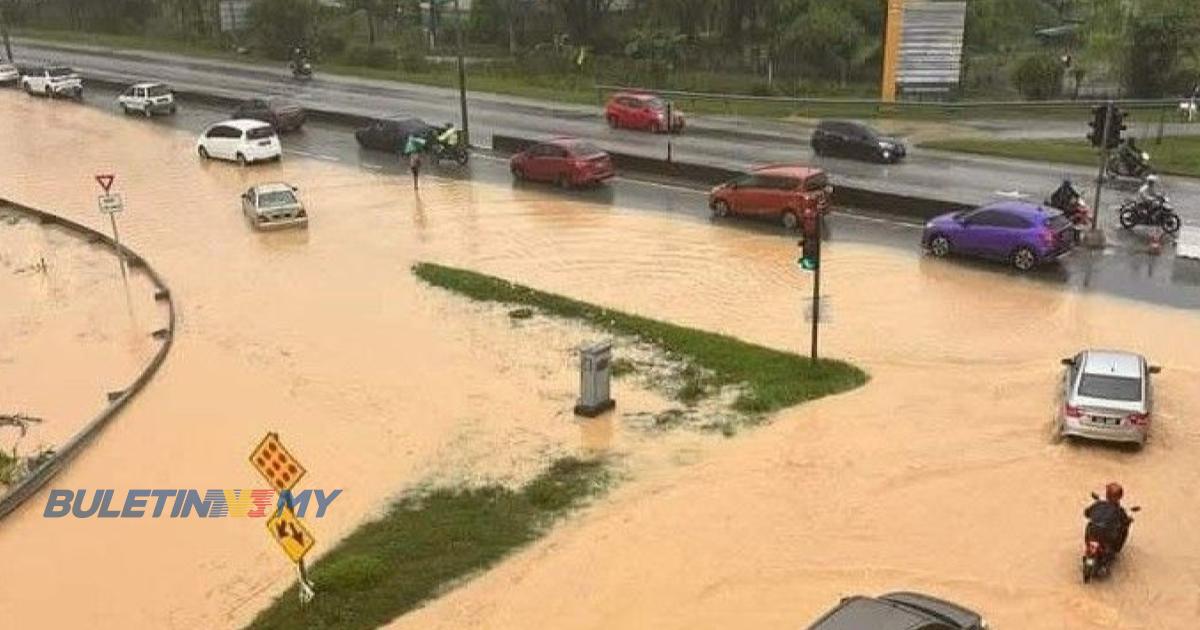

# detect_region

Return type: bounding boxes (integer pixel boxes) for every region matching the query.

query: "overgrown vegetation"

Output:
[248,456,609,630]
[923,135,1200,179]
[412,262,867,414]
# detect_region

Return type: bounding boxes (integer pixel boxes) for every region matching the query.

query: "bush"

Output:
[400,52,430,73]
[1011,54,1063,100]
[343,45,398,69]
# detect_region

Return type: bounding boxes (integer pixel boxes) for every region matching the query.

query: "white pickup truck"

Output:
[21,66,83,100]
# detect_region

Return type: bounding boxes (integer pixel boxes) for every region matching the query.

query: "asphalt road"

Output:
[24,80,1200,310]
[11,38,1200,228]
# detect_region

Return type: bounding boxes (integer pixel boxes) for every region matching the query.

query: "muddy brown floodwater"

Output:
[2,93,1199,630]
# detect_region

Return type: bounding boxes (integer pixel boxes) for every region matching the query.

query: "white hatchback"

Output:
[0,63,19,85]
[197,119,281,166]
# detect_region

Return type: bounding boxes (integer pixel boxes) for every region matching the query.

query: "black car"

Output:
[354,117,437,153]
[807,592,986,630]
[811,119,906,163]
[232,96,306,132]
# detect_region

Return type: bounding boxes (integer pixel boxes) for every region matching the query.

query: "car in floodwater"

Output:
[708,164,832,230]
[604,91,685,133]
[355,116,437,153]
[241,183,308,230]
[196,119,282,166]
[0,63,19,85]
[117,82,176,117]
[509,137,616,188]
[232,96,307,132]
[811,119,907,163]
[1058,349,1160,447]
[922,201,1075,272]
[807,591,987,630]
[20,65,83,100]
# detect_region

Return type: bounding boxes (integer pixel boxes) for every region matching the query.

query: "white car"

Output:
[196,119,282,166]
[21,65,83,99]
[241,183,308,230]
[0,63,19,85]
[118,82,176,116]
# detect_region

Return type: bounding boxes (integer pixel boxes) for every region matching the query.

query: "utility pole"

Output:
[1,4,13,63]
[1084,103,1117,249]
[454,0,469,146]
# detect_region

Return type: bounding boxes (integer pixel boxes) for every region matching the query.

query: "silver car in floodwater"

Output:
[1058,350,1161,447]
[241,183,308,230]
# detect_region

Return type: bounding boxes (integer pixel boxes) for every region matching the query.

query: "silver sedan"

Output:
[241,183,308,230]
[1058,349,1161,447]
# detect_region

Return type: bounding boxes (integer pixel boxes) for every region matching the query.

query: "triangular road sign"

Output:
[95,174,115,193]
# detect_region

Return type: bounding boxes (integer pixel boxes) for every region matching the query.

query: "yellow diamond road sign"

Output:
[267,505,315,564]
[250,432,307,492]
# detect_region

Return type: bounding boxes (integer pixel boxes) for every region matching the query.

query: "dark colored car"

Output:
[922,201,1076,271]
[355,117,436,153]
[232,96,306,132]
[510,137,615,188]
[812,119,906,163]
[708,164,832,230]
[807,592,987,630]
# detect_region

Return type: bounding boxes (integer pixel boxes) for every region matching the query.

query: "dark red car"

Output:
[510,138,616,188]
[708,165,833,230]
[604,91,685,133]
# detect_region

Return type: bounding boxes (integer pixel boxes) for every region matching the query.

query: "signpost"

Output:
[94,174,126,278]
[250,432,316,604]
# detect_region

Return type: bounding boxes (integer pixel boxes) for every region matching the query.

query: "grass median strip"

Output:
[412,262,868,414]
[248,457,609,630]
[922,136,1200,179]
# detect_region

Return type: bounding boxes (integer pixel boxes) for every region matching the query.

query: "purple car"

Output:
[922,201,1076,271]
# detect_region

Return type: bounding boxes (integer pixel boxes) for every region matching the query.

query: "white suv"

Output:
[21,65,83,99]
[118,82,176,116]
[197,119,282,166]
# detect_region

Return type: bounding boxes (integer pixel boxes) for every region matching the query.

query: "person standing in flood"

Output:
[402,134,427,191]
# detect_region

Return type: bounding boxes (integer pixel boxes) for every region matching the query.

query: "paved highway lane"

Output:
[12,39,1200,228]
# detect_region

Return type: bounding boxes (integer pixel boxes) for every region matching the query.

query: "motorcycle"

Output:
[1118,193,1182,234]
[1106,142,1152,179]
[290,59,313,81]
[1046,188,1091,233]
[431,137,469,166]
[1082,492,1140,583]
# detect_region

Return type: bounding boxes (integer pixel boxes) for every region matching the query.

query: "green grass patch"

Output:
[412,262,867,414]
[248,457,609,630]
[922,135,1200,178]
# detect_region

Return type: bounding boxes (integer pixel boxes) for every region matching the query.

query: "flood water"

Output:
[1,93,1199,629]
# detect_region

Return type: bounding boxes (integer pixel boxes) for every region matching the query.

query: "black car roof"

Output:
[807,596,929,630]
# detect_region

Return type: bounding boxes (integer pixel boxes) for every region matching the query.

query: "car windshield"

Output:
[647,98,667,111]
[246,127,276,140]
[1078,373,1142,401]
[258,190,297,208]
[147,85,171,97]
[570,143,604,158]
[48,67,74,77]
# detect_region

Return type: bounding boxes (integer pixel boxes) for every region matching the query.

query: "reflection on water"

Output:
[2,93,1200,630]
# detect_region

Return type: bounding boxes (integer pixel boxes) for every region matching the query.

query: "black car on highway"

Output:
[232,96,306,132]
[811,119,906,163]
[354,117,436,153]
[807,592,987,630]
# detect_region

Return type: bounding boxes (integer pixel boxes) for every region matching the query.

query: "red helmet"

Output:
[1105,482,1124,502]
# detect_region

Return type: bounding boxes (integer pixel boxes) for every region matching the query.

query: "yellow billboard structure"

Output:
[881,0,904,103]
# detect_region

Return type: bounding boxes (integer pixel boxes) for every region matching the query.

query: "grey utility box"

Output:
[574,340,615,417]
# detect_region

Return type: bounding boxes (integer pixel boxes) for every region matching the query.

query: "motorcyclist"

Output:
[1085,482,1133,556]
[437,122,461,150]
[1049,179,1081,212]
[290,46,311,73]
[1136,174,1164,216]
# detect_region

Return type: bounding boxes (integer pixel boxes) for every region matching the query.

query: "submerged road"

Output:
[11,38,1200,227]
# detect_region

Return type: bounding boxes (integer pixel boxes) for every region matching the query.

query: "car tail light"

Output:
[1127,412,1149,426]
[1064,404,1082,418]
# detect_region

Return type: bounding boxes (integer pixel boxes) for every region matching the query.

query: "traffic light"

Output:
[797,234,820,271]
[1087,105,1106,148]
[1105,107,1126,149]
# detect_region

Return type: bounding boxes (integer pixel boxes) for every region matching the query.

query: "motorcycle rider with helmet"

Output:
[1085,482,1133,557]
[1049,179,1082,213]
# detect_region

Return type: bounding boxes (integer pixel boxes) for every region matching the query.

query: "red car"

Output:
[708,165,833,230]
[604,91,685,133]
[510,138,616,188]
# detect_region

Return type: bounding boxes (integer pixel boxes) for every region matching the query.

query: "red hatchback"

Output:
[510,138,616,188]
[604,92,685,133]
[708,165,833,230]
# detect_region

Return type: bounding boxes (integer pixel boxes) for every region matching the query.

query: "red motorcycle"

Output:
[1047,184,1092,240]
[1082,492,1140,583]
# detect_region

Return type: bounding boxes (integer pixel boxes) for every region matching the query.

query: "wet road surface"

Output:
[12,39,1200,226]
[1,90,1199,630]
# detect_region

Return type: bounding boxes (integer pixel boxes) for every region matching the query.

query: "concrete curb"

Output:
[0,199,176,522]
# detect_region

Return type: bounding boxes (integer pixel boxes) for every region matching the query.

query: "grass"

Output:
[923,135,1200,178]
[248,457,609,630]
[412,262,868,414]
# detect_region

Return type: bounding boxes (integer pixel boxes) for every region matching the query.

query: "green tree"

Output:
[1012,53,1064,99]
[248,0,320,58]
[781,3,864,85]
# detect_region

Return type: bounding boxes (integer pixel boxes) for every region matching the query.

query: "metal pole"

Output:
[809,229,821,363]
[666,101,673,163]
[1086,102,1113,246]
[454,0,469,145]
[109,213,127,279]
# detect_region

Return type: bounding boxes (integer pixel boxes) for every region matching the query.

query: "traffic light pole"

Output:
[810,237,821,364]
[1084,103,1113,249]
[454,0,469,145]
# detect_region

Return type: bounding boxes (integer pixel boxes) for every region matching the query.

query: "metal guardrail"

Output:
[0,200,176,521]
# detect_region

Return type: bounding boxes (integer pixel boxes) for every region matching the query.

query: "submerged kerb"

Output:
[411,261,868,414]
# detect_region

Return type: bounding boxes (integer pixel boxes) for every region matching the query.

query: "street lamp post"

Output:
[454,0,469,146]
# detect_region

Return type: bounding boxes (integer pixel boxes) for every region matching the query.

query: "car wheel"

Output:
[511,164,525,180]
[1162,213,1182,234]
[143,106,152,118]
[606,115,618,128]
[712,200,731,218]
[169,105,177,115]
[1011,246,1037,272]
[781,210,800,230]
[197,146,209,160]
[811,141,824,156]
[22,82,31,94]
[556,174,571,189]
[928,234,951,257]
[236,153,248,167]
[121,104,131,115]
